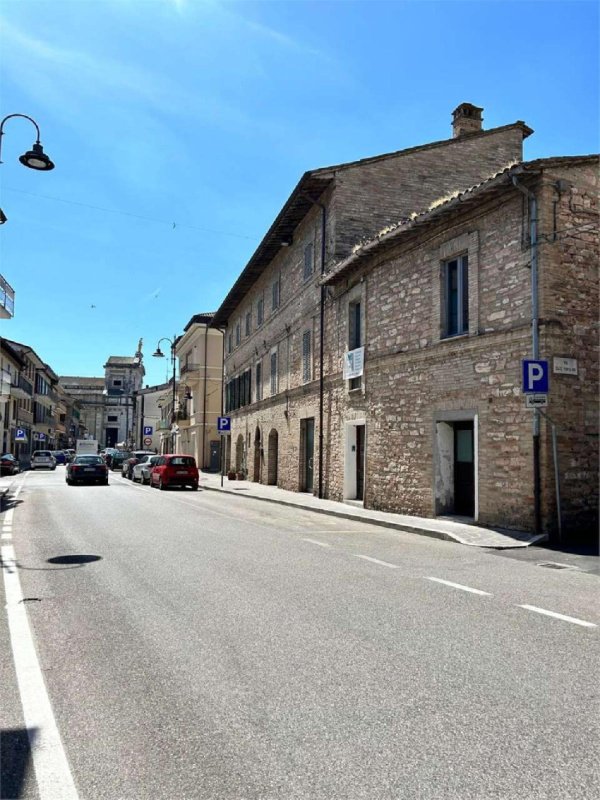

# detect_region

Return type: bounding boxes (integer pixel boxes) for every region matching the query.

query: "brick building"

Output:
[212,104,597,536]
[322,156,598,536]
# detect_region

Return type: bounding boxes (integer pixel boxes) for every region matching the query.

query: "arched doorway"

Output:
[253,426,261,482]
[267,429,278,485]
[235,434,244,473]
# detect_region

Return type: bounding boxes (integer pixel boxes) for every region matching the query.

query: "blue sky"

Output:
[0,0,597,387]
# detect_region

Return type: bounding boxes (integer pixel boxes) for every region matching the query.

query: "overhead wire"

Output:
[1,186,258,242]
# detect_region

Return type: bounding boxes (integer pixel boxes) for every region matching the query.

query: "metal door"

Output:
[356,425,365,501]
[209,440,220,472]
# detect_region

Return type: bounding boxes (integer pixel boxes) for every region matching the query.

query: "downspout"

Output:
[512,175,541,535]
[299,192,327,498]
[318,203,326,499]
[202,323,209,469]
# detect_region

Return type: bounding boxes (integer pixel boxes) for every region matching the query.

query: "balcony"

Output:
[157,420,171,430]
[0,275,15,319]
[9,374,34,400]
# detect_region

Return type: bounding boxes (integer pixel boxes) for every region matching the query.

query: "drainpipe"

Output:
[512,175,541,535]
[298,191,328,497]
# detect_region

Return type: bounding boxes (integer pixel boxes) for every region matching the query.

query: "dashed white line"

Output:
[1,544,79,799]
[1,533,12,540]
[518,604,597,628]
[302,538,331,548]
[425,577,491,596]
[355,554,399,569]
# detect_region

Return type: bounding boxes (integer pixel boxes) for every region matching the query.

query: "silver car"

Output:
[132,454,160,484]
[30,450,56,470]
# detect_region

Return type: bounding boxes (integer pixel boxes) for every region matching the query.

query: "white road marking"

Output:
[355,554,399,569]
[519,604,597,628]
[4,509,14,525]
[1,532,12,539]
[1,544,79,799]
[301,538,332,548]
[425,577,491,596]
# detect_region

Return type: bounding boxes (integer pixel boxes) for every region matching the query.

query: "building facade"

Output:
[175,313,223,469]
[212,103,598,537]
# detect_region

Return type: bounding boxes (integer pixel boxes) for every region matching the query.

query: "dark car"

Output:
[122,450,155,479]
[150,454,199,490]
[66,455,109,485]
[52,450,67,465]
[110,451,129,471]
[0,454,20,476]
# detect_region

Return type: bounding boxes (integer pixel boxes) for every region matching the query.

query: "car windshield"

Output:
[74,456,103,465]
[33,451,52,457]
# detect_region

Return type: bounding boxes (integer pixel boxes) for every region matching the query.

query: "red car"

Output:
[150,454,199,491]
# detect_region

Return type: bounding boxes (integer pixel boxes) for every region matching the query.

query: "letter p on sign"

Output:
[522,360,549,393]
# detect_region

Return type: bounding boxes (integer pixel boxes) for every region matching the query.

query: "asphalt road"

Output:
[1,468,599,800]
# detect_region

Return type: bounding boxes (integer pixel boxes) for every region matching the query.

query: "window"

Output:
[235,321,241,346]
[228,333,233,354]
[349,300,362,390]
[107,415,118,422]
[302,330,312,383]
[272,278,280,311]
[303,243,314,281]
[225,370,252,412]
[245,311,251,337]
[256,361,262,401]
[257,297,264,327]
[444,254,469,337]
[270,351,278,395]
[113,379,122,387]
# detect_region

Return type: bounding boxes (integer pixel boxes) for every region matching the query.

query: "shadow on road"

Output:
[0,727,36,799]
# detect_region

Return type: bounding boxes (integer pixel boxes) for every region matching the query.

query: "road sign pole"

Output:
[220,435,224,488]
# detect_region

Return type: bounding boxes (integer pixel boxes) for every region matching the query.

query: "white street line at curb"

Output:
[425,577,491,596]
[301,538,332,548]
[1,544,79,799]
[1,533,12,539]
[355,555,399,569]
[518,604,597,628]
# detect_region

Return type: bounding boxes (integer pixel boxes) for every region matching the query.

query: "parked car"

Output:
[52,450,67,465]
[66,455,109,485]
[150,454,199,490]
[64,449,76,463]
[132,454,160,484]
[0,454,20,476]
[122,450,155,479]
[111,451,129,472]
[31,450,56,470]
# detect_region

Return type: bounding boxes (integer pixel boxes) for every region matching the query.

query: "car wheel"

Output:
[190,482,198,491]
[103,479,109,486]
[158,477,166,491]
[66,478,72,485]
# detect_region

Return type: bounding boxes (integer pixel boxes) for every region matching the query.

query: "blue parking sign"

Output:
[143,426,153,436]
[522,360,549,394]
[217,416,231,433]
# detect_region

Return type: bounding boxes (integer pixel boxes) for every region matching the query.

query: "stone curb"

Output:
[201,483,544,549]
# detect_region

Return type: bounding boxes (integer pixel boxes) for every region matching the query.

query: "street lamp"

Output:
[0,113,55,171]
[153,336,177,453]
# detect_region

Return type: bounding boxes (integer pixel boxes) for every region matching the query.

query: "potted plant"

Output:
[236,468,246,480]
[227,469,236,480]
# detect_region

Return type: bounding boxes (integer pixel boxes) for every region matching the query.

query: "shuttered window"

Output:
[272,279,280,311]
[302,330,312,383]
[303,243,313,281]
[257,298,264,327]
[270,351,278,395]
[256,361,262,401]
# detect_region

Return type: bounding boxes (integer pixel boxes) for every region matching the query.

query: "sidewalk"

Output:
[200,472,547,549]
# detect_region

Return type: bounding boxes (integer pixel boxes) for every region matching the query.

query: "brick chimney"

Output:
[452,103,483,138]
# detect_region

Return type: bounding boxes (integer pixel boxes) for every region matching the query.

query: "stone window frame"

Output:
[245,311,251,338]
[433,231,479,343]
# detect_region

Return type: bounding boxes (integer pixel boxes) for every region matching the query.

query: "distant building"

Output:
[60,341,145,447]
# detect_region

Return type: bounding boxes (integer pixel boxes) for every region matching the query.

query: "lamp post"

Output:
[0,113,55,171]
[153,336,177,453]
